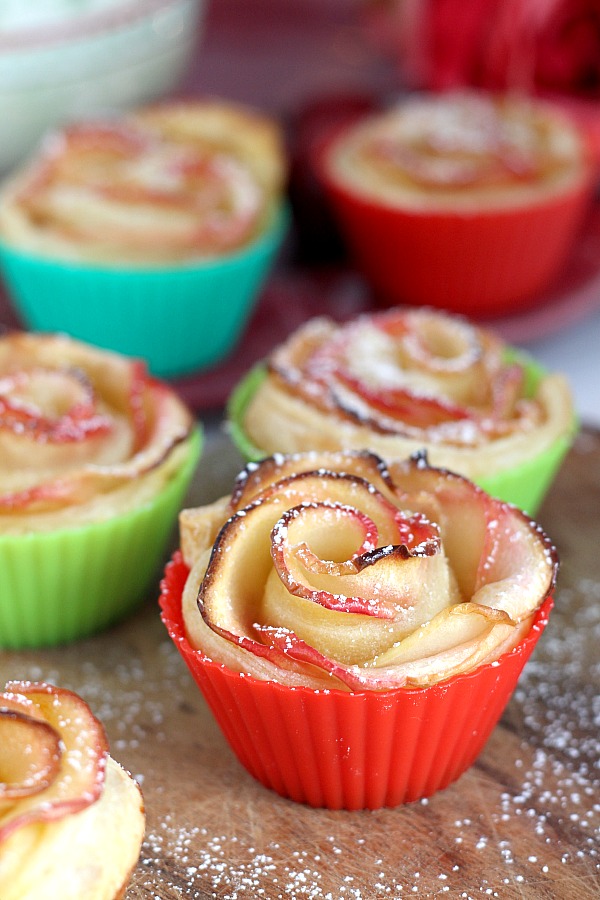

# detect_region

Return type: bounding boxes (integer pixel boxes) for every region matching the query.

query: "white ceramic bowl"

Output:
[0,0,206,174]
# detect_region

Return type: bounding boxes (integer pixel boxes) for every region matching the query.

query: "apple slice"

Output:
[259,308,551,457]
[0,332,194,517]
[0,368,111,444]
[0,682,108,843]
[231,447,396,511]
[388,454,558,620]
[0,709,61,803]
[183,449,557,690]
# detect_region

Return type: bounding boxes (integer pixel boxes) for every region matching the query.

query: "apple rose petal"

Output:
[389,454,558,622]
[270,501,449,620]
[231,448,398,510]
[8,118,266,260]
[182,554,340,688]
[253,625,399,691]
[242,310,574,484]
[0,333,194,526]
[182,449,557,691]
[472,504,558,622]
[0,710,61,803]
[388,455,500,598]
[0,682,108,843]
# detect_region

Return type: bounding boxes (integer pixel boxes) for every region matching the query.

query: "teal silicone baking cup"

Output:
[0,207,288,379]
[227,360,576,517]
[0,427,201,649]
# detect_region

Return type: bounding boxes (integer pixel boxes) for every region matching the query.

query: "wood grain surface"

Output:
[1,423,599,900]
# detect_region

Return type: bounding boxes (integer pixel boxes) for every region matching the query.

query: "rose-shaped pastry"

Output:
[0,100,289,378]
[160,450,555,808]
[231,308,575,514]
[178,449,555,688]
[0,100,286,265]
[0,332,201,647]
[0,680,145,899]
[0,332,195,532]
[316,90,594,316]
[323,90,586,207]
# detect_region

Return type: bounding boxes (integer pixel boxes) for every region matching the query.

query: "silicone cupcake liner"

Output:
[226,358,576,516]
[160,551,553,811]
[0,207,288,379]
[0,428,201,649]
[226,362,270,462]
[316,140,592,319]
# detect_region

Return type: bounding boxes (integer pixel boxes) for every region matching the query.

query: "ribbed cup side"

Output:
[324,175,591,318]
[0,430,199,649]
[161,554,552,811]
[0,208,288,378]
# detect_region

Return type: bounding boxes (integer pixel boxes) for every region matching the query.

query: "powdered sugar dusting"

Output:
[1,428,598,898]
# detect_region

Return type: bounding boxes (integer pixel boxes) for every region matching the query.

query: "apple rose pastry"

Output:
[0,680,144,899]
[233,308,575,514]
[316,90,593,315]
[160,449,555,808]
[327,91,585,209]
[0,99,286,264]
[0,332,201,648]
[0,100,288,379]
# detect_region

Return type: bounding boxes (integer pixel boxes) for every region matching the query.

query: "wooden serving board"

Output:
[1,424,599,899]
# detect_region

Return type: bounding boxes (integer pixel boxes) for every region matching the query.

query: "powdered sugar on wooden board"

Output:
[1,428,598,898]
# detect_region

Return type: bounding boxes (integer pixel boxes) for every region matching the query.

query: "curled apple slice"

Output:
[3,99,285,265]
[0,332,194,525]
[0,680,145,900]
[0,368,111,443]
[231,447,396,510]
[181,449,557,690]
[0,710,61,803]
[0,682,108,843]
[242,309,573,483]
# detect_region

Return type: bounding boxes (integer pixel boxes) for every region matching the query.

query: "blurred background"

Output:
[0,0,598,424]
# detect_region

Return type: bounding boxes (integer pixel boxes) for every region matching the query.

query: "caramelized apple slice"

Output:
[184,450,557,690]
[388,455,558,619]
[0,709,61,803]
[231,448,396,510]
[0,683,108,842]
[270,502,444,617]
[248,308,560,465]
[0,333,194,518]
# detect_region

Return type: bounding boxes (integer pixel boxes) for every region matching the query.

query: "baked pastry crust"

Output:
[179,449,557,691]
[241,309,574,480]
[0,332,195,534]
[0,681,145,900]
[0,100,286,264]
[324,91,589,210]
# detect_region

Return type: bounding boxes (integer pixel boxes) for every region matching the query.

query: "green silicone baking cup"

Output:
[0,426,201,649]
[0,207,289,379]
[227,359,576,517]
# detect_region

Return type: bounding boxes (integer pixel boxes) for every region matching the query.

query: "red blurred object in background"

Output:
[315,111,594,319]
[364,0,600,169]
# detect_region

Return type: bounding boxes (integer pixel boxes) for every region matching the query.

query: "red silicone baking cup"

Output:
[160,551,553,810]
[317,129,594,319]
